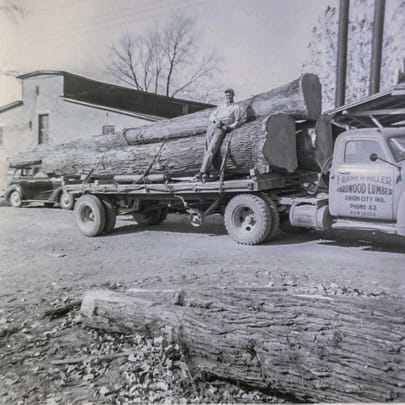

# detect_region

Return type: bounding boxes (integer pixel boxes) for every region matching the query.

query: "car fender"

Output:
[49,186,63,202]
[5,184,24,200]
[397,190,405,236]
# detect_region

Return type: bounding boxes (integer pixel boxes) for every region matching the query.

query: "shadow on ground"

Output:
[110,214,405,254]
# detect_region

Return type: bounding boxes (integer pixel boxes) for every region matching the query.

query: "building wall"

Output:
[0,74,157,191]
[51,101,151,144]
[0,105,28,191]
[21,74,153,145]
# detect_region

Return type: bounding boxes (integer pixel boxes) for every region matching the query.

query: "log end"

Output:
[262,113,297,173]
[301,73,322,120]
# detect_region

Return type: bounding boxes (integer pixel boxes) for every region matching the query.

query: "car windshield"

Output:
[388,135,405,162]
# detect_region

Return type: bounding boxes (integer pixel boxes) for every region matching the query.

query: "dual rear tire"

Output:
[74,195,116,236]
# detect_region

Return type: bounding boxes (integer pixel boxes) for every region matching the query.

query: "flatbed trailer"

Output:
[63,171,320,245]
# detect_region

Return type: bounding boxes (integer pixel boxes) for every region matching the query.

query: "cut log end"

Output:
[301,73,322,120]
[262,113,297,173]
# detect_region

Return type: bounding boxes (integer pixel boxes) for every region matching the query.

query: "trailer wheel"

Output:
[260,193,280,241]
[101,197,117,234]
[224,194,272,245]
[9,190,23,208]
[132,207,168,226]
[59,191,75,210]
[75,195,106,237]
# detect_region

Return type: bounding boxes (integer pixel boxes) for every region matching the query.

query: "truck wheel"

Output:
[59,191,75,210]
[260,193,280,241]
[224,194,272,245]
[75,195,106,237]
[132,207,168,226]
[101,197,117,234]
[9,190,23,208]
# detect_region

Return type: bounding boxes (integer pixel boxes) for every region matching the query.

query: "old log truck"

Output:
[64,85,405,245]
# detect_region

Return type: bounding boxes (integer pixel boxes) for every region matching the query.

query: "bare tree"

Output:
[107,14,222,100]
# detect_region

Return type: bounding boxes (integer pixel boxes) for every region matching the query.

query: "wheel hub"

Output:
[81,206,95,223]
[236,207,257,233]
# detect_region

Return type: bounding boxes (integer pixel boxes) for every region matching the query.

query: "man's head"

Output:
[224,88,235,104]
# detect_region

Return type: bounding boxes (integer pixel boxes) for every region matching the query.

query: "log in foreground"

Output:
[9,74,321,174]
[81,287,405,403]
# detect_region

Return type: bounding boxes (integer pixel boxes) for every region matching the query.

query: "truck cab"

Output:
[329,127,405,235]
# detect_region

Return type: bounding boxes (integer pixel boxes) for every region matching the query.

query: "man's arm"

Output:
[209,108,219,124]
[227,105,247,130]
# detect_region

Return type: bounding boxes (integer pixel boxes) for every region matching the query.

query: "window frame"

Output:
[102,125,115,135]
[343,139,386,164]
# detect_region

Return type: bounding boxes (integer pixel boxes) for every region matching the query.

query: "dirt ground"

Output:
[0,205,404,403]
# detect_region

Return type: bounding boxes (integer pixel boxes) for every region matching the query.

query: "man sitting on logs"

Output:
[195,88,246,181]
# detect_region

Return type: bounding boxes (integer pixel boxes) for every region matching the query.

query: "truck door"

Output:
[329,138,395,220]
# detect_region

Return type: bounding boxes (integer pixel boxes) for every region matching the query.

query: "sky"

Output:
[0,0,335,106]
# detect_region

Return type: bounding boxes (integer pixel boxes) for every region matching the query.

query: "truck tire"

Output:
[101,197,117,234]
[260,193,280,241]
[59,191,75,210]
[132,207,168,226]
[75,195,106,237]
[9,190,23,208]
[224,194,272,245]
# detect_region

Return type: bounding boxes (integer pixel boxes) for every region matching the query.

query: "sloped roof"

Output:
[17,70,215,119]
[0,100,23,113]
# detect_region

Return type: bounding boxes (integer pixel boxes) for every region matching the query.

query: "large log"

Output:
[9,74,321,172]
[41,117,273,176]
[81,287,405,403]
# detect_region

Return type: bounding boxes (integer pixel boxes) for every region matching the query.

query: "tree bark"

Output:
[9,74,321,171]
[81,287,405,403]
[41,118,271,176]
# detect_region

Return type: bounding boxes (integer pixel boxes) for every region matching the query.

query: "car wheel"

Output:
[9,190,23,208]
[59,191,75,210]
[74,195,106,237]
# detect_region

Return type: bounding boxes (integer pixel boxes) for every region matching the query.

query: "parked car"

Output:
[4,164,75,209]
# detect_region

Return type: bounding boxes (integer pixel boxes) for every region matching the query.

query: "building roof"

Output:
[16,70,215,119]
[0,100,23,113]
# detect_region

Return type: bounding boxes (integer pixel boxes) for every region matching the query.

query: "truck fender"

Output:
[5,185,24,200]
[397,191,405,236]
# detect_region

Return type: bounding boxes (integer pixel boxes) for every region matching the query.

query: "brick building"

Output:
[0,70,213,189]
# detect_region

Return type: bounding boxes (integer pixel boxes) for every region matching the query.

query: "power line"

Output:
[20,0,207,44]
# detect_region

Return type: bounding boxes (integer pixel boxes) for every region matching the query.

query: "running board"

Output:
[332,219,398,234]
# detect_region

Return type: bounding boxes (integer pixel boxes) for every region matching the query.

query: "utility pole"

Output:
[335,0,350,107]
[369,0,386,95]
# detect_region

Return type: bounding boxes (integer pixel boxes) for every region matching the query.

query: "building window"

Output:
[0,127,3,145]
[36,86,40,95]
[38,114,49,144]
[102,125,115,135]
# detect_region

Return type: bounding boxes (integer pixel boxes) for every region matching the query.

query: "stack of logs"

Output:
[10,74,334,177]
